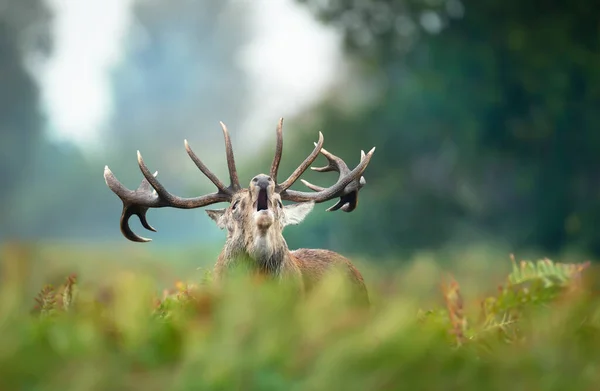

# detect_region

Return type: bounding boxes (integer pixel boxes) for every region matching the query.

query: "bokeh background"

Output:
[1,0,599,290]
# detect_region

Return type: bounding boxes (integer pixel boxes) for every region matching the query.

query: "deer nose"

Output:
[252,174,271,190]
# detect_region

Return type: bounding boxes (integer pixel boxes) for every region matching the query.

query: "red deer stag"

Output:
[104,118,375,304]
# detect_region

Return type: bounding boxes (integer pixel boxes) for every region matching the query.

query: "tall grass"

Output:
[1,241,599,390]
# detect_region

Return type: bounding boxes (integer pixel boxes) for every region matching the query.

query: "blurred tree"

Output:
[281,0,600,258]
[0,0,52,239]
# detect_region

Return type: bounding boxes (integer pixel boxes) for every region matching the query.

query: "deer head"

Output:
[103,119,375,256]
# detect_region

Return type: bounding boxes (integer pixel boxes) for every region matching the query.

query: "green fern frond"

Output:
[33,285,57,318]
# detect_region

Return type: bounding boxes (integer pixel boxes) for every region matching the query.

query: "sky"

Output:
[37,0,344,149]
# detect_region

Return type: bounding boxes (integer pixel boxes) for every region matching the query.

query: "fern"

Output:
[33,285,56,318]
[441,276,470,345]
[61,273,78,312]
[418,255,592,346]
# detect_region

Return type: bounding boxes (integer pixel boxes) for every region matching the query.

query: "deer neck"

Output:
[222,229,290,275]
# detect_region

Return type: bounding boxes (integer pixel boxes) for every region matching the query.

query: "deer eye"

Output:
[232,200,240,210]
[277,200,283,208]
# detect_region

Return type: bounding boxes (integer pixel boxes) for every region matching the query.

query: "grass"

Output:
[1,240,600,390]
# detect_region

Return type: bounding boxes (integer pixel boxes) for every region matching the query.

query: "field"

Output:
[1,241,599,390]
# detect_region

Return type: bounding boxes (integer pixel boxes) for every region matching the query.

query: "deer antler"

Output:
[270,118,375,212]
[270,118,325,193]
[281,145,374,212]
[104,122,240,242]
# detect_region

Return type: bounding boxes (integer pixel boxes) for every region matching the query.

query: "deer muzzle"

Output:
[254,192,274,231]
[251,174,275,231]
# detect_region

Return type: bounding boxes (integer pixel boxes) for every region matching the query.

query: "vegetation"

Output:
[2,242,599,390]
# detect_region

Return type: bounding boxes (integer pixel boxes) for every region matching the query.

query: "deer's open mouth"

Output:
[257,188,269,211]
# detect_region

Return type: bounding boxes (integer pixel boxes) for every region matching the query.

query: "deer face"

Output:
[205,174,315,259]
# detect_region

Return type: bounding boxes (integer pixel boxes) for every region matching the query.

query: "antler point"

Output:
[103,166,113,183]
[219,121,230,136]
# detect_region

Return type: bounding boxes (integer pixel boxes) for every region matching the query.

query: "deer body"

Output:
[293,249,369,305]
[213,247,369,305]
[104,118,374,305]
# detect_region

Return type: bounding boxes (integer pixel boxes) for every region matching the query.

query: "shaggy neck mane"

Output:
[222,227,290,275]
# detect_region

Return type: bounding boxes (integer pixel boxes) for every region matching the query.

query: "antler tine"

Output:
[219,121,241,191]
[135,150,233,208]
[136,151,174,202]
[104,165,161,242]
[280,146,375,212]
[309,145,350,174]
[301,148,369,212]
[270,117,284,182]
[276,131,324,192]
[184,139,232,195]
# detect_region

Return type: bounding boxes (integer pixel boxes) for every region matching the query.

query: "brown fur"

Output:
[292,248,369,306]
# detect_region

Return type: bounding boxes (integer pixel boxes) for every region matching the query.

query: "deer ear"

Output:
[282,202,315,227]
[205,209,227,229]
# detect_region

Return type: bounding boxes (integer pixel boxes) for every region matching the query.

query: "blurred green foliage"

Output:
[1,241,599,390]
